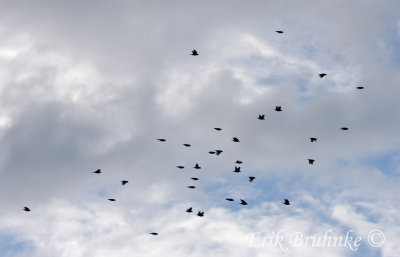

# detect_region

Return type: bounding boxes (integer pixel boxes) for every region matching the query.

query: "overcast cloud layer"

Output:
[0,1,400,256]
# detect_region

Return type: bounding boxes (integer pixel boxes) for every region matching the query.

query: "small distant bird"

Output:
[187,186,196,189]
[356,86,364,89]
[177,166,184,169]
[214,128,222,131]
[233,166,241,173]
[108,199,116,201]
[341,127,349,130]
[23,207,31,212]
[191,49,198,56]
[194,163,201,169]
[186,207,193,213]
[121,180,128,185]
[191,177,199,180]
[235,160,243,164]
[240,199,248,205]
[319,73,327,78]
[275,31,284,33]
[232,137,240,142]
[157,139,166,142]
[215,150,223,156]
[308,159,315,165]
[248,176,255,182]
[283,199,290,205]
[208,151,215,154]
[197,211,204,217]
[258,114,265,120]
[310,137,317,142]
[274,106,282,112]
[150,232,158,235]
[183,144,191,147]
[225,198,234,201]
[93,169,101,174]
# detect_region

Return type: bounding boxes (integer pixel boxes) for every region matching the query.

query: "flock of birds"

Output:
[22,30,364,237]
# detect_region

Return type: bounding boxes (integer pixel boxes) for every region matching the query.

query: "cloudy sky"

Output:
[0,0,399,256]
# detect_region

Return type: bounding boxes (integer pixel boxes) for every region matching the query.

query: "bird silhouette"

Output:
[157,139,166,142]
[183,144,191,147]
[177,166,185,169]
[121,180,128,185]
[225,198,234,201]
[194,163,201,169]
[186,207,193,213]
[248,176,255,182]
[191,177,199,180]
[93,169,101,174]
[233,166,241,173]
[232,137,240,142]
[356,86,364,89]
[215,150,223,156]
[275,30,284,33]
[319,73,327,78]
[283,199,290,205]
[23,207,31,212]
[308,159,315,165]
[258,114,265,120]
[150,232,158,235]
[208,151,216,154]
[240,199,248,205]
[341,127,349,130]
[310,137,317,142]
[191,49,198,56]
[214,128,222,131]
[274,106,282,112]
[187,186,196,189]
[197,211,204,217]
[235,160,243,164]
[108,199,116,201]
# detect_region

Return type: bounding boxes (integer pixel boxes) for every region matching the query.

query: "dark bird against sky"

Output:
[121,180,128,185]
[233,166,241,173]
[308,159,315,165]
[23,207,31,212]
[319,73,327,78]
[93,169,101,174]
[191,49,198,56]
[283,199,290,205]
[232,137,240,142]
[194,163,201,169]
[258,114,265,120]
[310,137,317,142]
[240,199,248,205]
[248,176,255,182]
[157,139,166,142]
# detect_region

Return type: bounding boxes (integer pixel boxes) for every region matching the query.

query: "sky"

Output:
[0,0,399,256]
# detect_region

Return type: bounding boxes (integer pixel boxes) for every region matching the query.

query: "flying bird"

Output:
[197,211,204,217]
[191,177,199,180]
[214,128,222,131]
[274,106,282,112]
[108,199,116,201]
[23,207,31,212]
[319,73,327,78]
[356,86,364,89]
[232,137,240,142]
[341,127,349,130]
[177,166,185,169]
[225,198,234,201]
[157,139,166,142]
[194,163,201,169]
[240,199,248,205]
[275,31,284,33]
[235,160,243,164]
[93,169,101,174]
[187,186,196,189]
[248,176,255,182]
[208,151,216,154]
[258,114,265,120]
[183,144,191,147]
[150,232,158,235]
[186,207,193,213]
[233,166,241,173]
[191,49,198,56]
[283,199,290,205]
[215,150,223,156]
[310,137,317,142]
[121,180,128,185]
[308,159,315,165]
